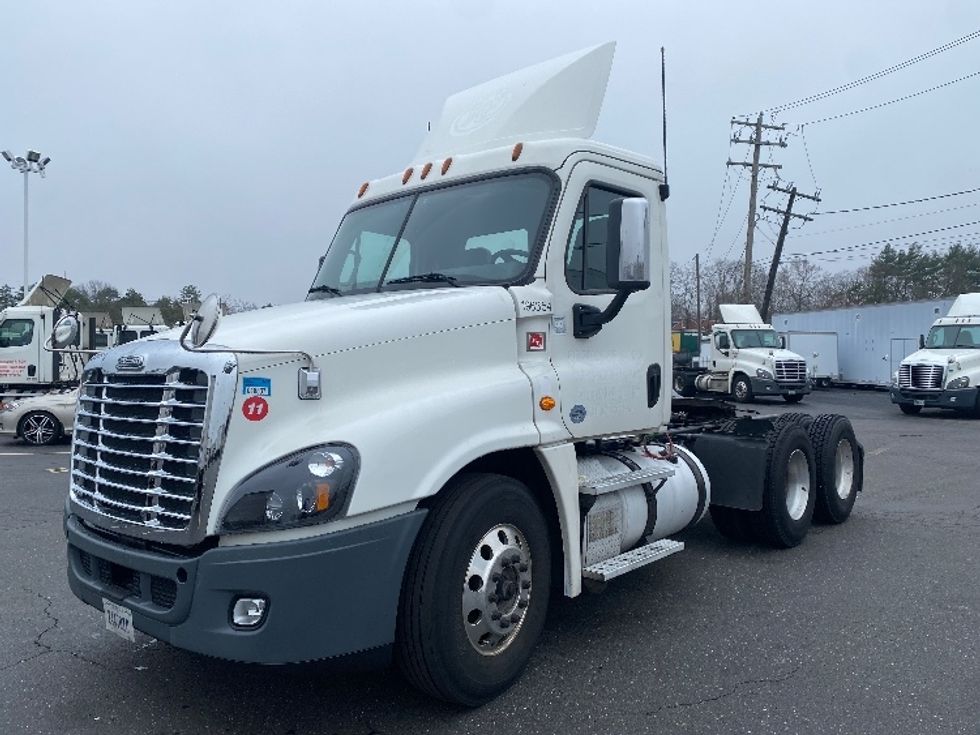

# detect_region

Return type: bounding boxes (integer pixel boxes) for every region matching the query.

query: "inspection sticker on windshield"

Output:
[243,376,271,396]
[103,598,135,642]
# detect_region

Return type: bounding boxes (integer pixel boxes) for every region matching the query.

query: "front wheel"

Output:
[396,473,551,706]
[899,403,921,415]
[19,411,63,446]
[731,374,753,403]
[782,393,804,404]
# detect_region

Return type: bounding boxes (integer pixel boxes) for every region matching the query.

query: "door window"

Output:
[565,184,636,293]
[0,319,34,347]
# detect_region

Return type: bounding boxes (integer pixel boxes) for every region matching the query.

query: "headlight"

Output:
[218,444,359,533]
[0,401,20,414]
[947,375,970,390]
[891,371,899,386]
[756,368,773,380]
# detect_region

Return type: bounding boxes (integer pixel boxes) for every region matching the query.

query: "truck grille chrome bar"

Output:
[70,368,209,532]
[898,363,943,390]
[774,359,806,383]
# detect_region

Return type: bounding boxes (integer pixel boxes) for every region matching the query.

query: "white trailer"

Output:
[773,299,955,387]
[783,332,839,387]
[62,44,865,706]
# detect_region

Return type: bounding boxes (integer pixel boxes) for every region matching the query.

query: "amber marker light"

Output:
[421,162,433,179]
[512,142,524,161]
[402,167,414,184]
[539,396,556,411]
[357,182,369,198]
[441,157,453,175]
[315,483,331,511]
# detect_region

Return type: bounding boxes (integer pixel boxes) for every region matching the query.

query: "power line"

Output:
[763,28,980,113]
[789,220,980,257]
[791,201,980,237]
[816,186,980,215]
[798,69,980,126]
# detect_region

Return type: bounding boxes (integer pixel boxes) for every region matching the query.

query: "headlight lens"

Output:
[219,444,359,532]
[0,401,20,413]
[756,368,773,380]
[947,375,970,390]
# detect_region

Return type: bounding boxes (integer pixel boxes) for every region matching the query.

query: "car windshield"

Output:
[0,318,34,348]
[731,329,781,349]
[308,172,555,298]
[926,324,980,349]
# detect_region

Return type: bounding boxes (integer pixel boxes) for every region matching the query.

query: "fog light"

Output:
[231,597,267,627]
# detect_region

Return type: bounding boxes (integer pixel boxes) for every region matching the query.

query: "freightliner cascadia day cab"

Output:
[62,44,864,705]
[890,292,980,416]
[673,304,812,403]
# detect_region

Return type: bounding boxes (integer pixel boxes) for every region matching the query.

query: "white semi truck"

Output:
[62,44,863,705]
[674,304,812,403]
[0,275,101,404]
[890,292,980,417]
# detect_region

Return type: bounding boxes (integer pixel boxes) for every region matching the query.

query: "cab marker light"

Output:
[539,396,556,411]
[402,167,414,184]
[512,142,524,161]
[421,162,433,179]
[357,182,369,198]
[441,157,453,175]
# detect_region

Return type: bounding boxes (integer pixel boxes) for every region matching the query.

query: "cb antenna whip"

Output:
[659,46,670,201]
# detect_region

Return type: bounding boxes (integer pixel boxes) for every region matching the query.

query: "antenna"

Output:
[659,46,670,201]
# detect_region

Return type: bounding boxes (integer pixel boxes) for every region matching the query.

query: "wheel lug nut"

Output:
[519,563,528,572]
[510,613,521,623]
[500,619,510,629]
[491,573,501,583]
[488,594,498,603]
[521,580,531,590]
[517,600,528,609]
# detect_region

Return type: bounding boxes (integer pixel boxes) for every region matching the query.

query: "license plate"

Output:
[914,399,925,407]
[103,598,135,642]
[786,391,796,396]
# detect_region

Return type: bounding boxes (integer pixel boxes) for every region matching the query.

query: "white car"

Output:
[0,389,78,446]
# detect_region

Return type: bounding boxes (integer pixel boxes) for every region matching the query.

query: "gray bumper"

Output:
[889,386,979,410]
[749,377,811,397]
[66,510,427,665]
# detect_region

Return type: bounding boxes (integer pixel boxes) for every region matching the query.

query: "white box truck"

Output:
[62,44,863,705]
[674,304,812,403]
[890,293,980,416]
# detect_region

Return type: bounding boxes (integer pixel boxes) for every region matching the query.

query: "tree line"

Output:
[671,242,980,327]
[0,281,262,324]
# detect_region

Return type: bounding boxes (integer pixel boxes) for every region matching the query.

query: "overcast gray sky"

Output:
[2,1,978,304]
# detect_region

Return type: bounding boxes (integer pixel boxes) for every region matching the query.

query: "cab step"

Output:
[582,539,685,581]
[578,465,675,496]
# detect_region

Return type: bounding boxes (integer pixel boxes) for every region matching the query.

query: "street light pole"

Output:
[2,149,51,296]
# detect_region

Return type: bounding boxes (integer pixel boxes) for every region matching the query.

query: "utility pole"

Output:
[728,113,785,302]
[760,183,820,321]
[694,252,702,343]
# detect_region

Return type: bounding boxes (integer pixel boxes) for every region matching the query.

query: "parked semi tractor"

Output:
[62,44,863,705]
[0,275,101,406]
[673,304,811,403]
[890,293,980,417]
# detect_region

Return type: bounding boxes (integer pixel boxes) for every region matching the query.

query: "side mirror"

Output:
[188,293,222,348]
[606,198,651,292]
[919,334,925,349]
[52,315,80,349]
[779,335,786,349]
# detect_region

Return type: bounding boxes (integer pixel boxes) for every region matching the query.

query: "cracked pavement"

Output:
[0,390,977,734]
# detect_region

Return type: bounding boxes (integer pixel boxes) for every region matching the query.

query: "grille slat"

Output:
[898,363,943,390]
[70,367,210,532]
[775,359,807,383]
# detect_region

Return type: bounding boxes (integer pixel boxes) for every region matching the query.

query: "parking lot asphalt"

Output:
[0,389,977,735]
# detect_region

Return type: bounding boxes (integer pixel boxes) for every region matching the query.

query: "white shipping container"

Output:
[784,332,839,384]
[773,299,955,387]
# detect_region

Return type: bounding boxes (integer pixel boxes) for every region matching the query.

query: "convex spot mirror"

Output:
[605,197,651,292]
[190,293,222,348]
[52,315,80,349]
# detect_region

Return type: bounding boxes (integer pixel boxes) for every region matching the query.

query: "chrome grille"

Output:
[775,359,807,383]
[70,368,210,531]
[898,363,943,390]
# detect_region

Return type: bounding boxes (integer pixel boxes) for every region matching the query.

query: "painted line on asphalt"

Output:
[867,446,890,456]
[0,452,34,456]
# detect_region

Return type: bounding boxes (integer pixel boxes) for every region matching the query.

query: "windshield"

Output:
[308,172,555,298]
[0,318,34,348]
[926,324,980,349]
[731,329,781,349]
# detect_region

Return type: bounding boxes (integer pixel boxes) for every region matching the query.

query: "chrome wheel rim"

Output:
[785,449,810,521]
[461,524,532,656]
[834,439,855,500]
[734,381,748,400]
[23,414,56,445]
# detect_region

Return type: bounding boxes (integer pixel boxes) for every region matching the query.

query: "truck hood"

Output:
[902,348,980,370]
[734,348,805,363]
[149,287,518,370]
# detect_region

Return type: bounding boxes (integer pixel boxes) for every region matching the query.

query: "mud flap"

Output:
[684,420,771,511]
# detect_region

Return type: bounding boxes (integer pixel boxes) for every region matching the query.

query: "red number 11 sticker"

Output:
[242,396,269,421]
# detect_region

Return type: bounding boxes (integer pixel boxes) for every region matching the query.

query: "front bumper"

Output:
[889,386,979,410]
[749,377,811,397]
[66,510,427,664]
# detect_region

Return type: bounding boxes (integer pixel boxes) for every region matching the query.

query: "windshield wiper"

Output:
[387,273,460,287]
[308,285,344,297]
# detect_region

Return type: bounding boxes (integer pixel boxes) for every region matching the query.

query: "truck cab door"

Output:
[544,160,667,438]
[711,330,734,375]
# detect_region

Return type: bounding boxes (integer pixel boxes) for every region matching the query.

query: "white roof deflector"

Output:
[415,42,616,161]
[719,304,765,324]
[947,293,980,317]
[18,274,72,308]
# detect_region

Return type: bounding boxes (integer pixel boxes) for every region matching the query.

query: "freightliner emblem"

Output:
[116,354,145,371]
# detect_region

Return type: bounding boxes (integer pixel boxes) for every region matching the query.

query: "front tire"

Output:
[396,473,551,706]
[731,374,753,403]
[899,403,921,415]
[19,411,63,446]
[782,393,804,404]
[808,414,861,524]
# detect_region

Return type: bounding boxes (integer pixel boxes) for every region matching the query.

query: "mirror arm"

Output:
[573,290,632,339]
